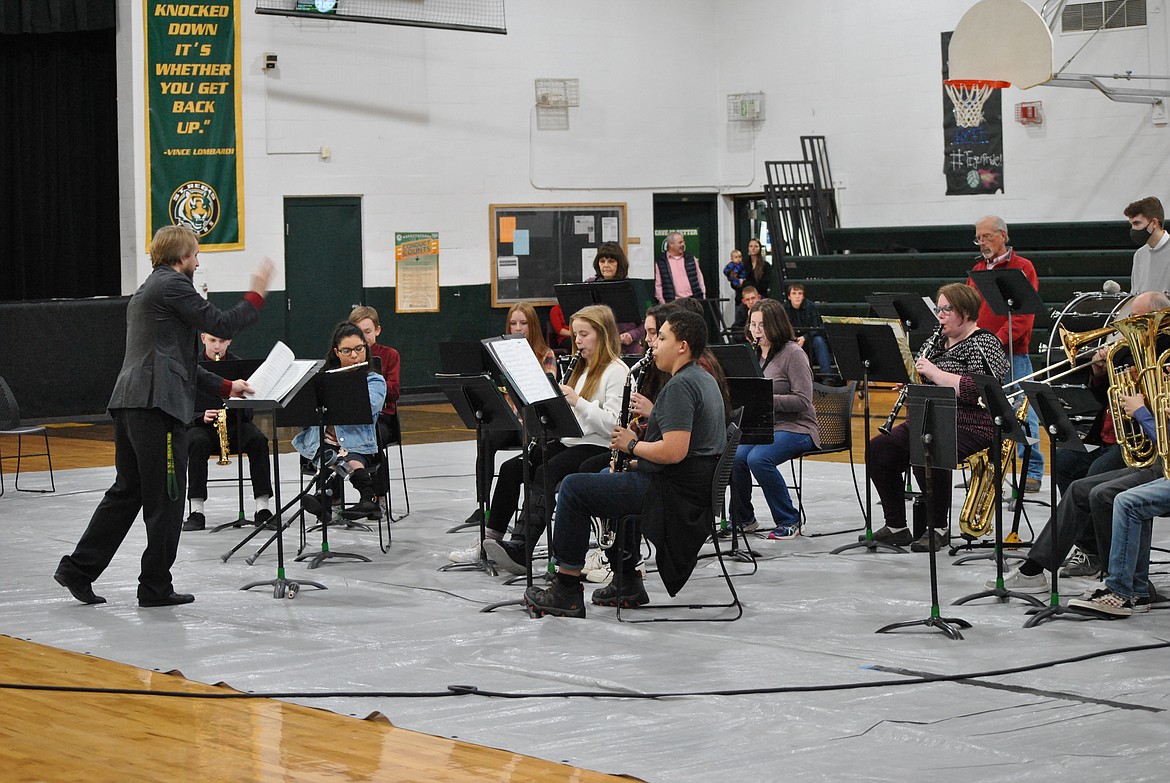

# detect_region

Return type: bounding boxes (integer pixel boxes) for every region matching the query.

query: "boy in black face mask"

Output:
[1124,196,1170,295]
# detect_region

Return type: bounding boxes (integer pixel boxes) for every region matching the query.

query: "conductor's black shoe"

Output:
[341,500,383,521]
[524,580,586,618]
[254,509,277,530]
[591,572,650,607]
[860,525,912,546]
[138,592,195,607]
[910,528,949,552]
[54,562,106,605]
[182,512,206,532]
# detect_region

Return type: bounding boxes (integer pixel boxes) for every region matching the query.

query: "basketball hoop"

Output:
[944,79,1010,128]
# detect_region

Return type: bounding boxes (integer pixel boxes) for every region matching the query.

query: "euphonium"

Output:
[957,398,1029,539]
[1105,309,1170,469]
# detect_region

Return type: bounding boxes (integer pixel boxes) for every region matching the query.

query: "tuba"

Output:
[1105,308,1170,470]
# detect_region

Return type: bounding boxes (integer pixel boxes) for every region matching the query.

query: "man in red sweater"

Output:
[966,215,1043,493]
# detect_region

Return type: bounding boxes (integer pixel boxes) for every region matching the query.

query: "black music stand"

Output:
[877,385,971,640]
[715,377,772,567]
[290,368,379,569]
[436,373,520,576]
[824,323,912,555]
[478,336,582,614]
[867,293,938,339]
[971,268,1046,492]
[1020,380,1093,628]
[952,377,1044,607]
[554,280,643,327]
[710,344,763,378]
[195,358,265,533]
[227,359,326,599]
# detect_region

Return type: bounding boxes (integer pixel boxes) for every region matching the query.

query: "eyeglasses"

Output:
[336,345,367,356]
[934,304,956,315]
[972,232,1001,244]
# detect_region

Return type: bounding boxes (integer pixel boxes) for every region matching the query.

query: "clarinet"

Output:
[559,350,580,385]
[879,325,944,435]
[609,348,656,473]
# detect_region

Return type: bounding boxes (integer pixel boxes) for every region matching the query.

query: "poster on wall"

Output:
[395,232,440,313]
[941,31,1004,196]
[144,1,244,250]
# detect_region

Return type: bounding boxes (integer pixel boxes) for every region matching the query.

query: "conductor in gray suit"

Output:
[55,225,275,607]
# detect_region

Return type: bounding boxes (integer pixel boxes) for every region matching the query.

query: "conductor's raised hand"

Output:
[250,257,276,298]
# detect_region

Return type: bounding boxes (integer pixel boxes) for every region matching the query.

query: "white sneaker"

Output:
[581,548,608,575]
[985,568,1049,594]
[586,559,613,584]
[447,538,484,564]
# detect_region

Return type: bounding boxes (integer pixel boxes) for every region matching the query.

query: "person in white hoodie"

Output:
[453,304,629,574]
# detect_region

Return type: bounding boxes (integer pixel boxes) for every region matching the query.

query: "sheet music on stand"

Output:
[483,336,558,406]
[230,341,319,406]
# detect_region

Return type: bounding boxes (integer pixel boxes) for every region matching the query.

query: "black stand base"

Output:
[210,512,260,533]
[831,536,908,555]
[877,610,972,640]
[240,576,327,599]
[294,548,372,569]
[445,520,480,534]
[439,557,498,577]
[952,585,1045,607]
[949,538,1030,565]
[1023,597,1094,627]
[480,597,525,613]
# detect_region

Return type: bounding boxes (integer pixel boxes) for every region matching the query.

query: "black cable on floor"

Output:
[3,639,1166,703]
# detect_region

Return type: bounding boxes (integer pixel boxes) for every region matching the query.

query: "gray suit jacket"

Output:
[108,266,261,422]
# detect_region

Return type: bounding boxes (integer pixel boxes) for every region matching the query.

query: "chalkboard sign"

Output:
[490,203,627,307]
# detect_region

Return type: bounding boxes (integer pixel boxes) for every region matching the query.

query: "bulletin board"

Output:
[490,203,627,307]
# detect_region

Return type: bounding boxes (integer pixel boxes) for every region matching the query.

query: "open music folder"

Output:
[228,341,319,407]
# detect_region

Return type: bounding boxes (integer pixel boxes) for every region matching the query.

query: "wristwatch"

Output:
[627,437,638,455]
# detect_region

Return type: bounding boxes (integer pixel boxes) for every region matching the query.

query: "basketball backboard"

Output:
[948,0,1054,89]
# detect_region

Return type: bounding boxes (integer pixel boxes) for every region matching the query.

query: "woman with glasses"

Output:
[292,322,387,520]
[865,283,1009,552]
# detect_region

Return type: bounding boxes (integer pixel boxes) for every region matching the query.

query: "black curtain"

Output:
[0,2,120,301]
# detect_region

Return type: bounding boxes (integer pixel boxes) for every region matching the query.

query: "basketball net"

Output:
[944,79,1010,128]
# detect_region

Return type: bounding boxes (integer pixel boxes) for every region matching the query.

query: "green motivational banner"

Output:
[145,1,243,250]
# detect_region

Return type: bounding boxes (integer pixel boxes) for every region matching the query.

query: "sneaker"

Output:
[482,539,530,576]
[447,538,485,564]
[581,547,607,574]
[582,548,613,584]
[718,520,758,538]
[767,523,800,540]
[860,525,912,546]
[986,568,1049,594]
[182,512,206,532]
[1069,588,1133,618]
[1059,547,1101,578]
[910,528,948,553]
[591,571,650,607]
[1133,595,1152,614]
[524,579,586,618]
[1024,477,1042,494]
